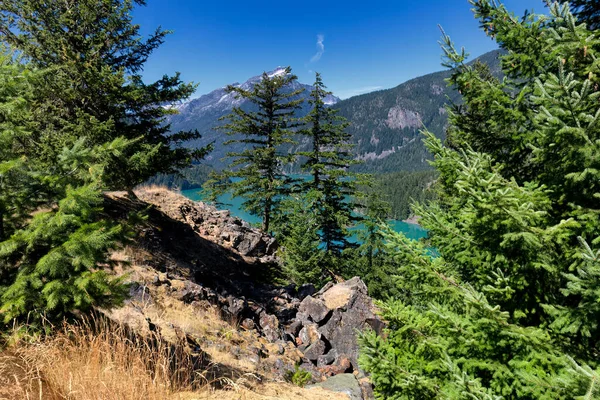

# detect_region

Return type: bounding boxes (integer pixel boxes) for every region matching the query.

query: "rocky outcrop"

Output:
[105,189,382,398]
[287,278,384,379]
[136,188,277,258]
[385,106,421,130]
[309,374,363,400]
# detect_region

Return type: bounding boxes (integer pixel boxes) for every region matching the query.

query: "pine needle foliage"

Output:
[277,191,326,286]
[298,73,363,261]
[0,0,211,191]
[0,47,132,325]
[360,2,600,398]
[209,67,304,233]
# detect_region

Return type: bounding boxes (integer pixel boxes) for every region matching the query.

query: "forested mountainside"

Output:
[168,51,502,173]
[167,68,339,170]
[335,49,503,173]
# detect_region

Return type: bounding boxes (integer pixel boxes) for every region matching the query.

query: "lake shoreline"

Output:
[403,215,421,226]
[180,189,429,241]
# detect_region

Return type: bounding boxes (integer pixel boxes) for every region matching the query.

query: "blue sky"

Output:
[134,0,546,99]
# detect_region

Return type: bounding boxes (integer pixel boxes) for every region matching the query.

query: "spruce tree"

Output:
[0,49,131,324]
[211,67,304,233]
[297,73,362,274]
[360,2,600,398]
[0,0,211,191]
[348,193,395,299]
[570,0,600,30]
[277,191,325,286]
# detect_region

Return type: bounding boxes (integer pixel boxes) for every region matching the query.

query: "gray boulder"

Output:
[298,295,331,324]
[309,374,362,400]
[288,277,383,376]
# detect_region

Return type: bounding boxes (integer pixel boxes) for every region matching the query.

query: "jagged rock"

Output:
[288,277,383,375]
[308,373,362,400]
[298,295,331,324]
[241,318,255,330]
[297,283,316,300]
[358,377,375,400]
[319,356,352,377]
[285,319,303,337]
[259,312,281,342]
[316,281,335,296]
[136,189,276,258]
[226,295,246,319]
[303,339,327,362]
[298,322,320,348]
[321,278,367,310]
[317,351,337,368]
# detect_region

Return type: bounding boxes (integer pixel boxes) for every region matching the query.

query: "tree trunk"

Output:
[0,208,4,241]
[263,198,271,233]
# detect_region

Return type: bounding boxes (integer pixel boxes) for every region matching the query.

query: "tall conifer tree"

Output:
[0,0,210,191]
[211,68,303,232]
[360,2,600,398]
[0,48,130,324]
[298,73,361,269]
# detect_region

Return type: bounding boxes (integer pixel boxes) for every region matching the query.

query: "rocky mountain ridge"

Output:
[169,50,503,173]
[168,68,340,169]
[336,49,504,173]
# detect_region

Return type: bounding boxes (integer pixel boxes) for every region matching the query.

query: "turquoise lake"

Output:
[180,189,428,242]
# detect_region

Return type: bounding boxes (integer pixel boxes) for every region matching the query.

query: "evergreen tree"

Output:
[0,0,211,191]
[0,48,39,243]
[298,73,362,274]
[570,0,600,30]
[277,191,326,286]
[0,49,131,324]
[347,192,395,299]
[360,2,600,398]
[210,67,303,233]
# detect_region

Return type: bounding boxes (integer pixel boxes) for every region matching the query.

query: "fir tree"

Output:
[0,138,132,324]
[360,2,600,398]
[0,49,131,324]
[0,48,39,243]
[570,0,600,30]
[297,73,362,274]
[210,67,303,233]
[0,0,211,191]
[348,193,395,299]
[277,191,326,286]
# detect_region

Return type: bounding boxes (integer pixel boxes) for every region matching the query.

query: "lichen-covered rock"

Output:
[259,311,281,342]
[309,374,362,400]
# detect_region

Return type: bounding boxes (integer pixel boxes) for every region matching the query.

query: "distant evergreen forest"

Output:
[371,170,438,220]
[145,164,213,190]
[146,166,436,221]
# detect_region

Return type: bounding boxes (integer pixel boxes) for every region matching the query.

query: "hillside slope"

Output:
[334,49,503,173]
[168,51,502,174]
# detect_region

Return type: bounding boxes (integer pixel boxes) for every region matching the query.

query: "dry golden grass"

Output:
[0,320,348,400]
[0,319,200,400]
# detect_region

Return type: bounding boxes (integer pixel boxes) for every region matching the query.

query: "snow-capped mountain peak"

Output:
[169,68,340,121]
[267,67,288,78]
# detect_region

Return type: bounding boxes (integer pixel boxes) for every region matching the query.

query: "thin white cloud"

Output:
[310,34,325,63]
[336,86,384,99]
